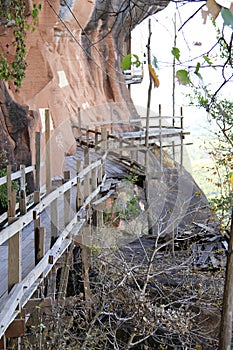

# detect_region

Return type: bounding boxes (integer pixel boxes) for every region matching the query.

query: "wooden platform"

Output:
[0,146,139,304]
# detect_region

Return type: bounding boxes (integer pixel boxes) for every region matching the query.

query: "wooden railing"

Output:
[0,146,108,339]
[0,164,35,221]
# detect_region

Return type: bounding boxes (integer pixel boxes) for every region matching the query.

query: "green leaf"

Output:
[121,54,141,70]
[171,47,180,61]
[194,62,202,80]
[24,23,31,31]
[203,55,216,69]
[176,69,190,85]
[221,8,233,30]
[132,54,141,68]
[152,56,159,69]
[121,54,132,70]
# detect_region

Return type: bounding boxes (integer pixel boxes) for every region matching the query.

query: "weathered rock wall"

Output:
[0,0,169,179]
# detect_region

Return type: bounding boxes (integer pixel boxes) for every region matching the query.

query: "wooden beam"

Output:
[45,108,51,195]
[35,131,41,192]
[19,164,27,215]
[8,230,22,292]
[5,319,25,338]
[50,198,58,245]
[64,171,71,227]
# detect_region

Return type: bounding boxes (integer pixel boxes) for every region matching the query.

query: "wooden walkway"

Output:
[0,112,190,346]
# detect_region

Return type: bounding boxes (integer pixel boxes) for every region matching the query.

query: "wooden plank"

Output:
[50,198,58,245]
[0,165,34,187]
[19,164,27,215]
[64,171,71,227]
[8,231,22,292]
[0,218,85,338]
[0,175,79,245]
[35,132,41,191]
[45,108,51,194]
[5,319,25,338]
[35,227,45,264]
[76,160,82,211]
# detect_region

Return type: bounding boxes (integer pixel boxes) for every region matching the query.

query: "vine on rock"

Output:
[0,0,41,89]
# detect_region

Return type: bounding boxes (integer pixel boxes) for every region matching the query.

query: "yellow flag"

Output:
[148,64,160,88]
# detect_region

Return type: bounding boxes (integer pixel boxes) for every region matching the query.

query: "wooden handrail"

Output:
[0,165,35,186]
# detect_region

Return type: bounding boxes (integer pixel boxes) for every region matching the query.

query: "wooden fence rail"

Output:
[0,145,108,340]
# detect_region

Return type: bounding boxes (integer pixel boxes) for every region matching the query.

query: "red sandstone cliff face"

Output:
[0,0,169,179]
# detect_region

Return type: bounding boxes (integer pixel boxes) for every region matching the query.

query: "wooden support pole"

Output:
[78,107,82,143]
[51,197,58,246]
[97,210,103,227]
[94,127,98,148]
[64,171,71,227]
[159,104,163,169]
[19,164,27,215]
[91,163,97,192]
[35,227,45,265]
[8,230,22,292]
[180,106,184,171]
[145,18,152,148]
[84,149,90,200]
[45,109,51,195]
[81,241,91,315]
[101,127,107,150]
[119,136,123,156]
[130,140,136,160]
[35,132,41,192]
[76,160,82,211]
[47,266,57,301]
[86,130,90,146]
[6,165,17,222]
[58,246,73,307]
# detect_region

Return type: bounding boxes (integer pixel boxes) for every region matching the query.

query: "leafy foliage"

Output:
[171,46,180,61]
[121,53,141,70]
[176,69,190,85]
[0,1,41,89]
[0,152,18,210]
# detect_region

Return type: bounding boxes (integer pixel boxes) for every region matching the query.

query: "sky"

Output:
[130,1,232,175]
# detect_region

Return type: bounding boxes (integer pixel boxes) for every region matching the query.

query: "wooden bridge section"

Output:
[0,107,190,347]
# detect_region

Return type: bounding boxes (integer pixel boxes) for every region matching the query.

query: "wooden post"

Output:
[119,136,123,157]
[94,127,98,148]
[35,132,41,192]
[84,148,90,200]
[180,107,184,171]
[78,107,82,143]
[45,109,51,195]
[219,208,233,350]
[47,266,57,301]
[58,246,73,306]
[101,127,107,150]
[7,165,16,222]
[76,160,82,211]
[50,197,58,246]
[8,230,22,292]
[159,104,163,169]
[81,240,91,314]
[145,18,152,148]
[92,162,97,192]
[35,227,45,264]
[34,210,39,264]
[130,140,136,160]
[19,164,27,215]
[64,171,71,227]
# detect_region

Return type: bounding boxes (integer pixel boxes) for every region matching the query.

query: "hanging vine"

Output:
[0,0,41,89]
